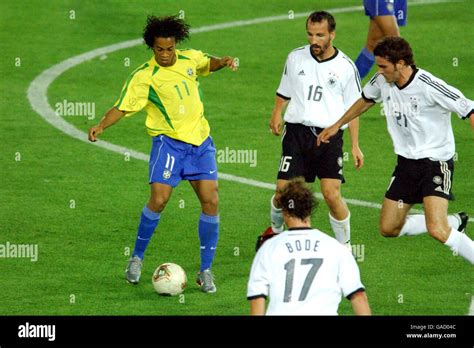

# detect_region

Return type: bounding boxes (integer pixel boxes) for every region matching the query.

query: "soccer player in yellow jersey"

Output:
[88,15,237,292]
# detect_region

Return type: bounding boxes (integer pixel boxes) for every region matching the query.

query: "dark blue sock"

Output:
[132,206,161,260]
[198,213,219,272]
[355,47,375,79]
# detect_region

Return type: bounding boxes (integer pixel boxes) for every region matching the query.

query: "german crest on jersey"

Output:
[410,96,420,114]
[327,71,338,88]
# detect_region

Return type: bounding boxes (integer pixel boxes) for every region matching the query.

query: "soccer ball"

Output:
[152,263,187,296]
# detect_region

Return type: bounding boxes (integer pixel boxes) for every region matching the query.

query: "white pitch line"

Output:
[27,0,471,222]
[469,296,474,315]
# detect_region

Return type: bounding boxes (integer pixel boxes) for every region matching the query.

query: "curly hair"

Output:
[143,15,190,48]
[278,178,318,221]
[374,36,415,66]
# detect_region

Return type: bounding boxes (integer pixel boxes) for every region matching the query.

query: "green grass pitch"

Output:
[1,0,473,316]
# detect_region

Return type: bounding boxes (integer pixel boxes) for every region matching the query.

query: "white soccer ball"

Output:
[152,263,187,296]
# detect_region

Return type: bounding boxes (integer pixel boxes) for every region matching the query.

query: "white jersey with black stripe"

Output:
[276,46,361,129]
[362,67,474,161]
[247,228,364,315]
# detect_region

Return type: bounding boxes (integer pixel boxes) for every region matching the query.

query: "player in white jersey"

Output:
[318,37,473,264]
[248,178,371,315]
[259,11,364,250]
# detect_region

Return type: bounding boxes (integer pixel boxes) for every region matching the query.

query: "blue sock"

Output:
[132,206,161,260]
[198,213,219,272]
[355,47,375,79]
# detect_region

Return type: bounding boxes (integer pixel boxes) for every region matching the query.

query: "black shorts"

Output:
[385,155,455,204]
[277,123,345,183]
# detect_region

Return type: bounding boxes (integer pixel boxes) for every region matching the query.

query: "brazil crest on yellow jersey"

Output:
[114,49,211,146]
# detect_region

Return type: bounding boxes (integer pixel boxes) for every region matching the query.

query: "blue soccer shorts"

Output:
[148,135,218,187]
[363,0,407,26]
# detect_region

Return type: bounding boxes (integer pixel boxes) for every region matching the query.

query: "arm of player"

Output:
[209,56,238,72]
[269,95,290,136]
[88,107,126,142]
[347,118,364,170]
[249,297,266,315]
[317,97,375,146]
[470,115,474,132]
[349,290,371,315]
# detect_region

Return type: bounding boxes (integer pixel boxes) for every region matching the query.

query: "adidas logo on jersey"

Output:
[298,70,305,76]
[434,186,444,192]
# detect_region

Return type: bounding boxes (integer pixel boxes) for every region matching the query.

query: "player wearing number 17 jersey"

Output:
[88,15,237,291]
[248,179,371,315]
[261,11,364,251]
[318,37,474,264]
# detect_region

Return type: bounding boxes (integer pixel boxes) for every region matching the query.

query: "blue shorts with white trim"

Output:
[149,135,218,187]
[363,0,407,26]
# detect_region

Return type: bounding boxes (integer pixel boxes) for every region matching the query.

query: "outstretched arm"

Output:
[209,56,238,72]
[88,107,125,142]
[317,97,375,146]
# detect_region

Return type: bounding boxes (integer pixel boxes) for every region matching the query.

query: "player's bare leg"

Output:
[320,178,351,246]
[369,16,399,50]
[190,180,219,292]
[148,182,173,212]
[125,183,173,284]
[380,198,465,238]
[423,196,451,242]
[356,16,399,79]
[379,198,412,237]
[190,179,219,215]
[365,19,384,53]
[424,196,474,263]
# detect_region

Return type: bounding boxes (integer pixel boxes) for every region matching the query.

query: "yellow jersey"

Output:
[114,49,211,146]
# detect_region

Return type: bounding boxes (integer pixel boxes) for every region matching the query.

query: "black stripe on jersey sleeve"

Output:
[346,287,365,300]
[276,92,291,100]
[361,92,376,104]
[342,56,362,92]
[419,74,460,99]
[419,76,457,101]
[369,73,380,85]
[420,74,461,99]
[247,294,267,300]
[419,74,460,101]
[463,109,474,120]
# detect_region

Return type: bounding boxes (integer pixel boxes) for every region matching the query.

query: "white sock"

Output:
[399,214,462,237]
[270,195,284,233]
[399,215,427,236]
[444,228,474,264]
[447,215,461,230]
[329,212,350,245]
